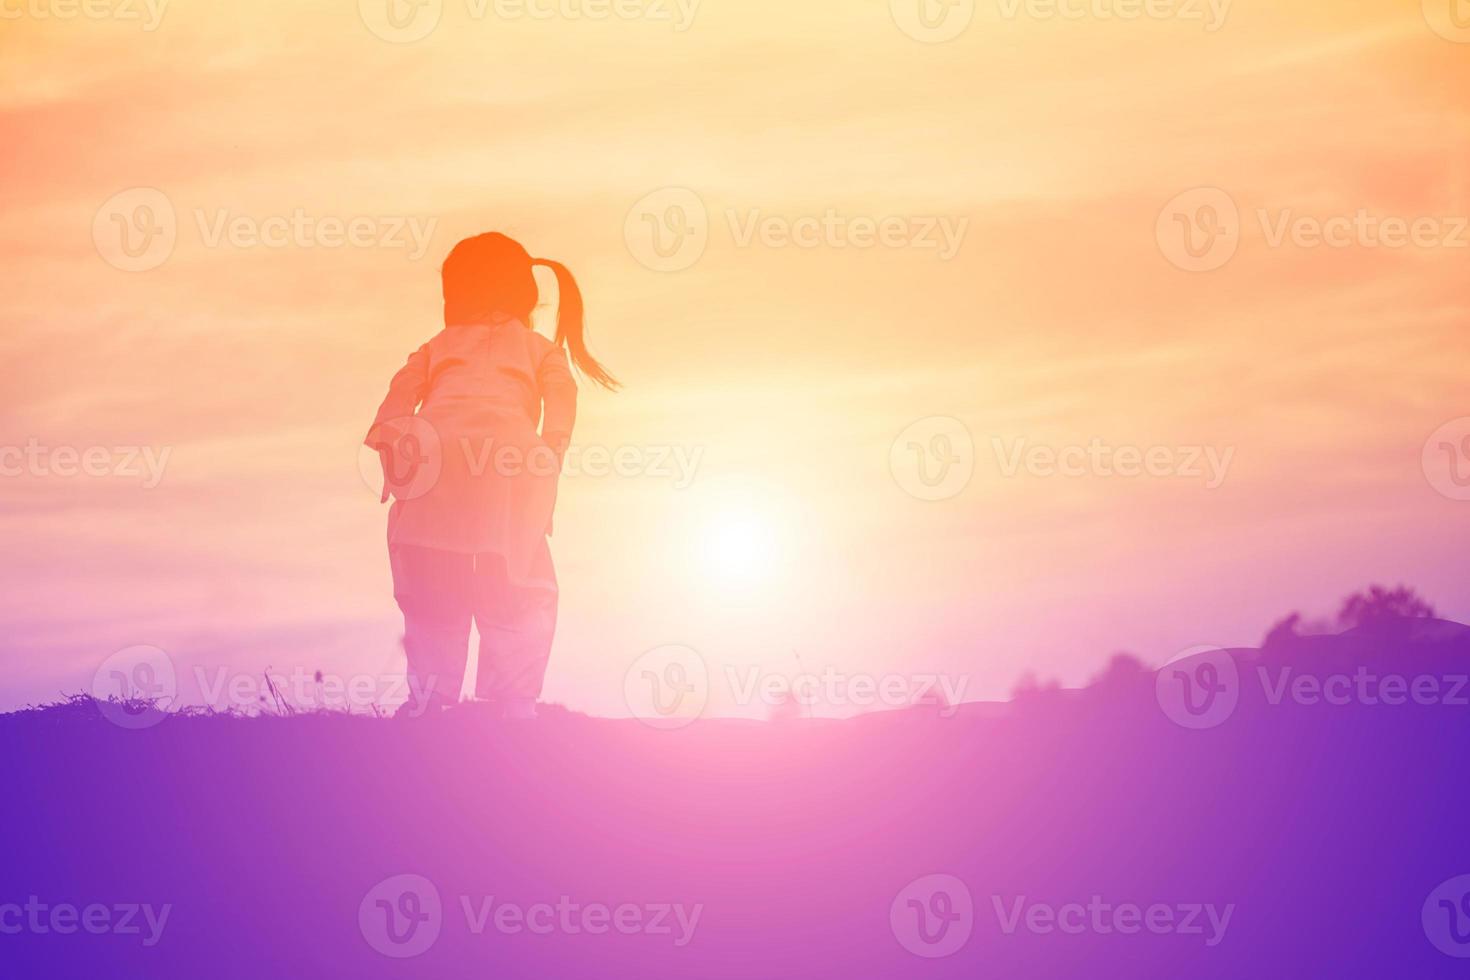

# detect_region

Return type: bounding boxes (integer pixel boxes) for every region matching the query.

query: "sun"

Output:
[700,509,779,586]
[677,479,800,599]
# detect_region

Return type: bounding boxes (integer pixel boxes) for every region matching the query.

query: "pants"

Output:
[390,541,558,706]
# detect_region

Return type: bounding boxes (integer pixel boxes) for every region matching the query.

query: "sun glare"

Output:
[679,480,799,599]
[700,510,778,585]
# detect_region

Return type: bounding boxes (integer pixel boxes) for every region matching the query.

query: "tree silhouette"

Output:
[1011,671,1061,702]
[1336,584,1435,631]
[1091,652,1147,688]
[1265,584,1438,647]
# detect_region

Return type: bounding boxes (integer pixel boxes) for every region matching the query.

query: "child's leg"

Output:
[472,544,558,703]
[390,544,473,712]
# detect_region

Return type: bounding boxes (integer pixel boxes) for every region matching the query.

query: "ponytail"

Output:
[533,258,620,391]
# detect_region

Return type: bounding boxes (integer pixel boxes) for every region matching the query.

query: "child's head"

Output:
[442,233,536,324]
[441,232,619,390]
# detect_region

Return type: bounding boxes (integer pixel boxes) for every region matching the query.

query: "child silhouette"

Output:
[366,233,617,719]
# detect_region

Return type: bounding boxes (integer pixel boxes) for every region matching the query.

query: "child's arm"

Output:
[537,345,578,462]
[364,344,431,450]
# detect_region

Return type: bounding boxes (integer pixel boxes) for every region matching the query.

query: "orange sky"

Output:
[1,0,1467,716]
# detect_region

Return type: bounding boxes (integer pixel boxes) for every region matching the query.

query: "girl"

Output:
[366,232,617,719]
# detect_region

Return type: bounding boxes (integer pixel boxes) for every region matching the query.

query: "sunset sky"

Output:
[2,0,1467,717]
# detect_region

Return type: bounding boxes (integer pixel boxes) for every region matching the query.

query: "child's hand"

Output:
[366,422,404,503]
[375,445,395,503]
